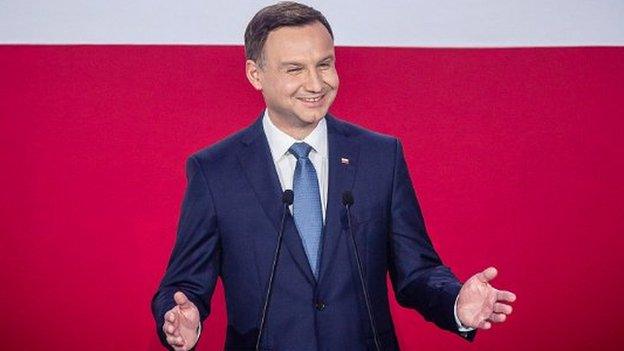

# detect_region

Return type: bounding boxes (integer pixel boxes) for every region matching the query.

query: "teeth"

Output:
[301,96,322,102]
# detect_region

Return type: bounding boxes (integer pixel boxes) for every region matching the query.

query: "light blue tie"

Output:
[289,142,323,278]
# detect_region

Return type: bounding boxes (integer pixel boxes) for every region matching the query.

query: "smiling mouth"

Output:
[297,94,325,103]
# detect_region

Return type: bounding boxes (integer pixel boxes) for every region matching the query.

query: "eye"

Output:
[318,62,331,69]
[287,67,303,74]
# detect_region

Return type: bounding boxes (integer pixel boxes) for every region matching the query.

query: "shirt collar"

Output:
[262,109,328,161]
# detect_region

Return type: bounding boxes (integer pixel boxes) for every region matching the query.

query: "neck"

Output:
[267,111,319,140]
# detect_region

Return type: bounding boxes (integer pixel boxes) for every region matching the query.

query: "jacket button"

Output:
[315,300,326,311]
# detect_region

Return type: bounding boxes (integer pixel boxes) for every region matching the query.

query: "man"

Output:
[152,2,516,350]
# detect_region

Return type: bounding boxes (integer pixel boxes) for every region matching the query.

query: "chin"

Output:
[300,109,328,123]
[299,115,323,127]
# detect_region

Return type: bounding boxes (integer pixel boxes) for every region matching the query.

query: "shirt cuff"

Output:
[454,293,476,332]
[195,323,201,344]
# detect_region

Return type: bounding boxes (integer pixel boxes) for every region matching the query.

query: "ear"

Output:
[245,59,263,91]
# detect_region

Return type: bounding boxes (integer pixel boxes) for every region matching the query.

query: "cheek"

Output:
[266,74,299,93]
[264,73,298,96]
[281,80,303,98]
[324,70,339,89]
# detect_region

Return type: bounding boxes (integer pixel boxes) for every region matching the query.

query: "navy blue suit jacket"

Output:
[152,114,475,350]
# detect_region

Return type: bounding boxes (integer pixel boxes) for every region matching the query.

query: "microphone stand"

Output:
[343,191,381,351]
[256,190,294,351]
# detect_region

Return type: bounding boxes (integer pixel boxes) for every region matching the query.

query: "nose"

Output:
[303,69,323,93]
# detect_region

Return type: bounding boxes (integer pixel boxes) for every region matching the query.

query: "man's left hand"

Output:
[457,266,516,330]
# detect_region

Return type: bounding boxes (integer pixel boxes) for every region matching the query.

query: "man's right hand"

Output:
[162,291,201,351]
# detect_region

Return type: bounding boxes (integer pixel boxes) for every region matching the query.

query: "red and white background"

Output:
[1,1,623,350]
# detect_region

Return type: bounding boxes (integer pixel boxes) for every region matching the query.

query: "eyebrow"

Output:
[279,55,335,68]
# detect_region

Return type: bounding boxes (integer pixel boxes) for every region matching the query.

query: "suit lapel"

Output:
[318,115,360,285]
[238,117,316,286]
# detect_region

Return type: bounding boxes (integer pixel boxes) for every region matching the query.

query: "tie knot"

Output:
[289,142,312,159]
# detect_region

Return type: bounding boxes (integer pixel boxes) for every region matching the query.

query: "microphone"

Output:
[256,190,294,351]
[342,191,381,351]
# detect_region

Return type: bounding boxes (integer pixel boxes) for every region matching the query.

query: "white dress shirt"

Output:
[262,110,328,222]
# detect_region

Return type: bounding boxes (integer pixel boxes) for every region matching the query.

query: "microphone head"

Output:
[282,190,294,205]
[342,191,354,206]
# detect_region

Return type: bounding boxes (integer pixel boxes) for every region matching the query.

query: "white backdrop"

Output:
[1,0,623,46]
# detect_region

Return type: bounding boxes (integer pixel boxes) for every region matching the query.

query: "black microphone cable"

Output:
[256,190,294,351]
[342,191,381,351]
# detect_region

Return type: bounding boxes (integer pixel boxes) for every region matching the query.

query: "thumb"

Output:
[174,291,192,309]
[477,266,498,283]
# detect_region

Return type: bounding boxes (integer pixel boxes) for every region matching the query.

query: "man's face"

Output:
[247,21,339,132]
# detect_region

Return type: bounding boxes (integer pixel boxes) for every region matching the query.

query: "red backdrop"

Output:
[1,45,623,350]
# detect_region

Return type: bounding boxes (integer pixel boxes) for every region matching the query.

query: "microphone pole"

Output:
[256,190,294,351]
[342,191,381,351]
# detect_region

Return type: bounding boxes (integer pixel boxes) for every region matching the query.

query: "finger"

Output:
[493,302,513,315]
[478,320,492,330]
[173,291,196,312]
[496,290,517,303]
[163,321,181,337]
[167,309,181,330]
[174,291,190,306]
[166,334,185,347]
[487,313,507,323]
[166,310,177,323]
[477,267,498,283]
[164,310,182,336]
[163,321,173,335]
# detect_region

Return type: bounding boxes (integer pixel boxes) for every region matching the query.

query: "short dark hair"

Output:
[244,1,334,66]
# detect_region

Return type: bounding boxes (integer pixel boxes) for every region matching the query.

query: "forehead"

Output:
[262,22,335,63]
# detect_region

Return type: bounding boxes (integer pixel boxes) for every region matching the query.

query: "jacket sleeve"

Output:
[151,155,221,349]
[387,139,475,341]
